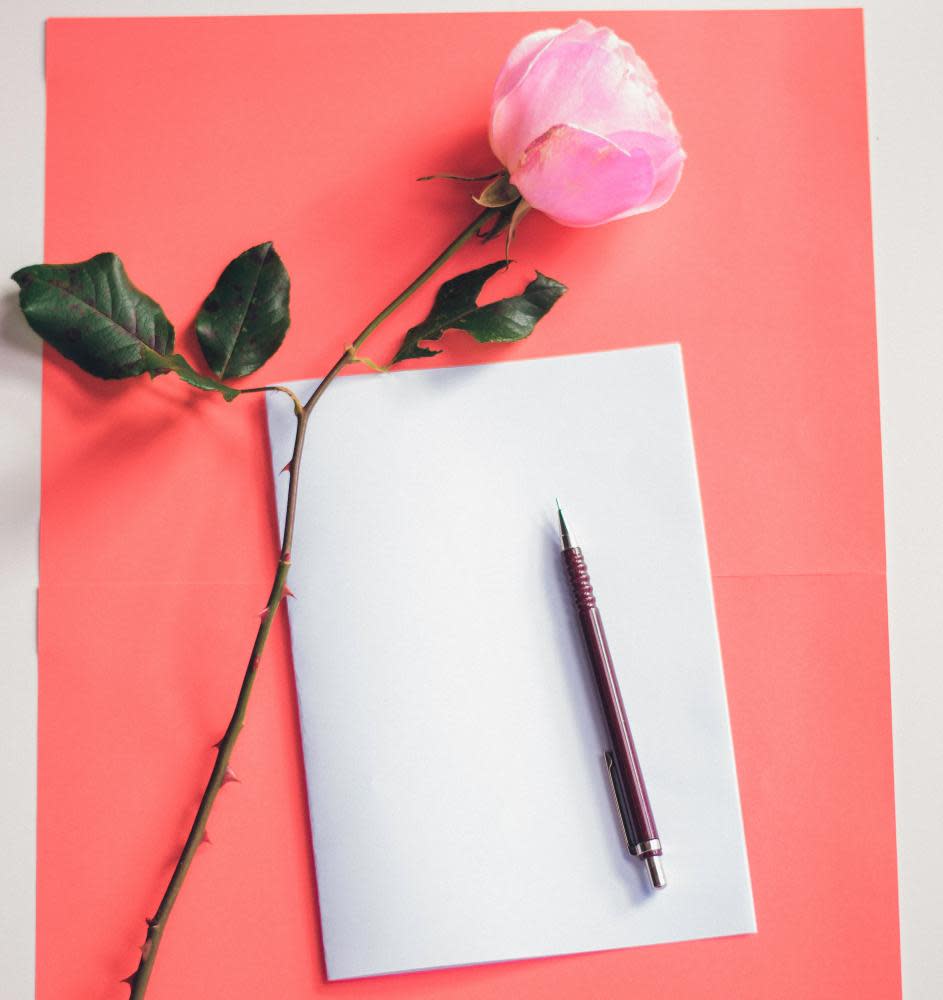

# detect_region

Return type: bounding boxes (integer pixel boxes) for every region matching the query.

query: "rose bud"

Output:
[489,20,685,227]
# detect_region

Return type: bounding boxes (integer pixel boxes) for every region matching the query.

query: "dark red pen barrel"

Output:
[563,546,660,854]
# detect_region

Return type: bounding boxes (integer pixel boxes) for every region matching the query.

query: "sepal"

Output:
[473,173,521,208]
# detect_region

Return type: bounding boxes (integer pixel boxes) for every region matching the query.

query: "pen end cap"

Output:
[645,855,667,890]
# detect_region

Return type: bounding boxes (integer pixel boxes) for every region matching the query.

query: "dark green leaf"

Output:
[391,261,507,365]
[196,242,290,380]
[11,252,174,379]
[164,354,241,401]
[453,272,566,343]
[390,263,566,366]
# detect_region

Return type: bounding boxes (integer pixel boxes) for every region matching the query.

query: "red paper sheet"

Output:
[38,10,898,999]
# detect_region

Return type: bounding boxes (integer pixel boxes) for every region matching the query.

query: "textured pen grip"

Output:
[563,546,597,608]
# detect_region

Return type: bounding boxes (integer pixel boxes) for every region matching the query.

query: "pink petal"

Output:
[614,38,658,91]
[607,129,678,166]
[490,21,675,170]
[490,28,560,108]
[510,125,657,228]
[643,150,685,214]
[489,20,601,166]
[607,129,686,217]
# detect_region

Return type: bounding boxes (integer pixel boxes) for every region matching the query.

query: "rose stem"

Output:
[126,205,498,999]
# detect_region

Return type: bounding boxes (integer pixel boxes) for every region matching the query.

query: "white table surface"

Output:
[2,2,940,997]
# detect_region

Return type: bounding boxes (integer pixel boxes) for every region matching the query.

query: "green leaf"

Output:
[391,261,506,365]
[196,242,290,379]
[453,271,566,343]
[164,354,241,401]
[390,262,567,366]
[11,252,175,379]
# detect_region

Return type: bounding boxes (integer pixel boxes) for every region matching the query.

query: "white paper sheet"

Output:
[266,344,755,980]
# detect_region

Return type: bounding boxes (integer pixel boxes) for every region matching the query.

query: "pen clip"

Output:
[604,751,640,855]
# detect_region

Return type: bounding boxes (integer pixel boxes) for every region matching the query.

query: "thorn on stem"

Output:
[280,460,291,475]
[258,605,271,619]
[283,586,296,600]
[200,830,212,847]
[222,766,240,785]
[121,971,137,986]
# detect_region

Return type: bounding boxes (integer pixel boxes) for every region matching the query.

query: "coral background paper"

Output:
[37,9,899,1000]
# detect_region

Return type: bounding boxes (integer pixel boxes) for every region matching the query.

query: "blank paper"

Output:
[266,344,755,980]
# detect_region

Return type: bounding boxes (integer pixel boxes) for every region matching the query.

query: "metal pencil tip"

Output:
[556,500,573,550]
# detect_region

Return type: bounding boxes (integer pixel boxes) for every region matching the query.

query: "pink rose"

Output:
[489,21,685,228]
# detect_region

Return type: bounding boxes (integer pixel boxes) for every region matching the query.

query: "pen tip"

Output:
[556,500,573,550]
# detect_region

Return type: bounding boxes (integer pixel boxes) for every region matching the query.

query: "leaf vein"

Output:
[217,246,271,379]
